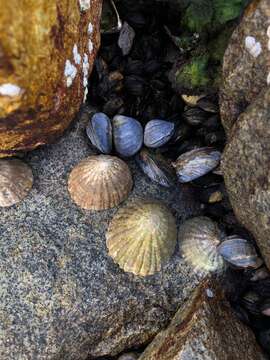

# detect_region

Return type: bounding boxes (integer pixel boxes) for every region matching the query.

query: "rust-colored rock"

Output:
[220,0,270,135]
[0,0,102,157]
[139,279,266,360]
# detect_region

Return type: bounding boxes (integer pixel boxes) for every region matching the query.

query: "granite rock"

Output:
[0,106,204,360]
[222,88,270,269]
[220,0,270,135]
[0,0,102,157]
[139,278,267,360]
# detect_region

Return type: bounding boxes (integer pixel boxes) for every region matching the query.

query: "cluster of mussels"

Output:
[88,0,270,353]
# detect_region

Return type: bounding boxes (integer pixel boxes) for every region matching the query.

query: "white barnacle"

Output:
[267,26,270,38]
[206,288,214,298]
[79,0,91,11]
[82,54,90,86]
[64,60,77,87]
[267,72,270,85]
[88,22,93,35]
[83,87,88,103]
[0,83,22,97]
[82,54,90,101]
[73,44,81,65]
[245,36,262,58]
[88,39,93,54]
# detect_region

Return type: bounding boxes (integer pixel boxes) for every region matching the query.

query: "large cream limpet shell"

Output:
[179,216,225,275]
[106,199,177,276]
[68,155,133,210]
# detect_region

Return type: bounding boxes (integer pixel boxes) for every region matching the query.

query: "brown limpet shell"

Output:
[68,155,133,210]
[0,158,33,207]
[106,199,177,276]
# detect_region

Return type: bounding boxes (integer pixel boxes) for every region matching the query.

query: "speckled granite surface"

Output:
[0,106,203,360]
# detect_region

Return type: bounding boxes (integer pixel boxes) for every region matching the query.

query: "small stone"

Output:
[139,279,267,360]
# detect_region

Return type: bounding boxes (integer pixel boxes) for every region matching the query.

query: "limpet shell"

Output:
[68,155,133,210]
[0,158,33,207]
[106,199,177,276]
[179,216,225,275]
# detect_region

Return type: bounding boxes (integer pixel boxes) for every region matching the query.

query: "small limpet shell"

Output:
[106,199,177,276]
[179,216,225,275]
[68,155,133,210]
[0,159,33,207]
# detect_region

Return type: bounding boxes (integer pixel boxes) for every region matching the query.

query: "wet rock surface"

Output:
[139,278,267,360]
[0,106,204,360]
[222,88,270,270]
[220,0,270,270]
[220,0,270,135]
[0,0,102,157]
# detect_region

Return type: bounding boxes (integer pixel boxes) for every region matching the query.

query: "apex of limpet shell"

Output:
[68,155,133,210]
[179,216,225,275]
[106,199,177,276]
[0,158,33,207]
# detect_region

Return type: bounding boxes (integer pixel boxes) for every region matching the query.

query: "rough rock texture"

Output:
[139,278,267,360]
[0,0,102,157]
[220,0,270,135]
[222,88,270,269]
[220,0,270,268]
[0,106,205,360]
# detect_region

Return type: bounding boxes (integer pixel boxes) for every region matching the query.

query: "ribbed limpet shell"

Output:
[0,158,33,207]
[106,199,177,276]
[68,155,133,210]
[179,216,225,275]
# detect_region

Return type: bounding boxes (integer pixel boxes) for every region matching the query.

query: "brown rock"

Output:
[139,278,266,360]
[220,0,270,135]
[222,88,270,269]
[0,0,102,157]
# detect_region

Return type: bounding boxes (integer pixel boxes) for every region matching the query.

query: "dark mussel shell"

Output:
[136,148,176,187]
[144,119,175,148]
[260,299,270,316]
[172,147,221,183]
[183,107,208,126]
[217,236,263,269]
[251,267,270,282]
[113,115,143,157]
[197,95,219,113]
[241,291,261,316]
[86,112,112,154]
